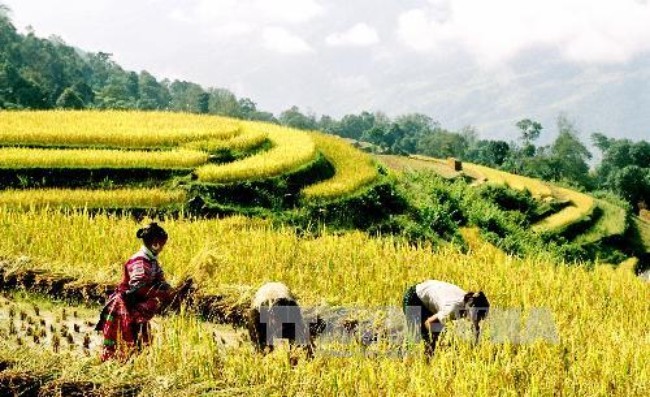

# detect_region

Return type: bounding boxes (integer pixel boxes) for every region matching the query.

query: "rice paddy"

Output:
[0,210,647,396]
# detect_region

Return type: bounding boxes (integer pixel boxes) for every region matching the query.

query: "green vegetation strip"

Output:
[0,148,209,169]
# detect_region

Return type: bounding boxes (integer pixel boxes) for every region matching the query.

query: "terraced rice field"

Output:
[0,110,240,148]
[633,216,650,253]
[0,189,187,209]
[302,133,378,200]
[458,162,598,235]
[0,111,380,210]
[531,186,596,233]
[194,122,318,183]
[462,162,554,198]
[0,210,648,396]
[377,155,462,179]
[0,148,209,169]
[574,199,628,245]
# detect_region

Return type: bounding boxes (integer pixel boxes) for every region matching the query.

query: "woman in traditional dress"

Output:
[96,222,192,361]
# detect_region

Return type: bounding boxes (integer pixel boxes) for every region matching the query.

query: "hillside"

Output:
[1,109,646,271]
[1,6,649,397]
[0,111,648,396]
[2,110,645,269]
[378,154,647,272]
[1,210,648,396]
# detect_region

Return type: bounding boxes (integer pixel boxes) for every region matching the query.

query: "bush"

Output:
[477,184,539,221]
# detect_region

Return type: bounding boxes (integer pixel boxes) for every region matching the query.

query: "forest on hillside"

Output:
[1,6,648,213]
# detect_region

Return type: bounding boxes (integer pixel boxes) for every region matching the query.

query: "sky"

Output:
[3,0,650,143]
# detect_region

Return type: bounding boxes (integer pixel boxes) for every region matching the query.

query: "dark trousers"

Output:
[402,285,440,356]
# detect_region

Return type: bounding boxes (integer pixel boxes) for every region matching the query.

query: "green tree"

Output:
[465,140,511,167]
[608,166,650,212]
[169,80,206,113]
[55,87,84,109]
[516,118,543,145]
[208,88,240,116]
[515,119,543,158]
[96,74,135,109]
[137,71,170,110]
[593,134,650,206]
[417,129,469,159]
[317,114,338,134]
[197,92,209,114]
[334,112,376,140]
[238,97,258,120]
[393,113,437,153]
[591,132,614,152]
[0,62,48,109]
[279,106,317,130]
[549,116,592,188]
[360,126,387,149]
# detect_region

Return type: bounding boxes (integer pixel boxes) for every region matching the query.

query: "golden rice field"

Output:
[302,133,378,200]
[0,147,209,169]
[195,122,318,183]
[462,162,554,198]
[456,161,598,234]
[574,199,628,245]
[532,187,596,233]
[0,210,648,396]
[0,189,186,209]
[378,155,461,179]
[0,111,380,207]
[182,125,268,152]
[0,111,240,148]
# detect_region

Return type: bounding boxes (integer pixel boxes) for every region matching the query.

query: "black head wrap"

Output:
[136,222,168,245]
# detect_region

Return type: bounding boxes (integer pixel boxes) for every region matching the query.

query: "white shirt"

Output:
[252,282,295,309]
[415,280,467,323]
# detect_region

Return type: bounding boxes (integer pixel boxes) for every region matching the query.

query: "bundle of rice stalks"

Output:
[190,286,255,327]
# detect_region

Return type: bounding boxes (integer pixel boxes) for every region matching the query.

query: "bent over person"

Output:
[402,280,489,357]
[247,282,313,363]
[96,222,192,361]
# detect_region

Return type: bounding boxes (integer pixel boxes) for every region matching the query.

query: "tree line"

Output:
[0,6,274,120]
[1,7,648,212]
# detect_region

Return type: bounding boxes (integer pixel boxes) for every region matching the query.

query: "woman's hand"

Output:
[176,278,194,294]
